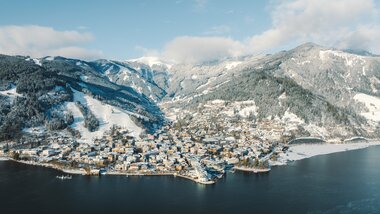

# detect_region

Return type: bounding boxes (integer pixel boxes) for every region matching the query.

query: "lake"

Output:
[1,145,380,214]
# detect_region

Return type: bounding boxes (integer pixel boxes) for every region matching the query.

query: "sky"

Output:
[0,0,379,63]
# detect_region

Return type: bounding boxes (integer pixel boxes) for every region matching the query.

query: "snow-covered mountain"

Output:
[1,42,380,143]
[156,43,380,139]
[157,43,378,106]
[0,55,164,143]
[137,43,379,140]
[87,59,169,102]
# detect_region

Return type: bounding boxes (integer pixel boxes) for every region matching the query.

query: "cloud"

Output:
[248,0,379,52]
[0,25,103,60]
[161,36,244,64]
[134,45,160,57]
[50,47,103,60]
[337,25,380,52]
[147,0,380,64]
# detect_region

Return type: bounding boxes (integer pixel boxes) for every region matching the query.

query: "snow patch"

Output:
[239,104,258,117]
[196,76,217,90]
[210,99,225,104]
[26,58,42,66]
[319,50,365,67]
[33,58,42,66]
[282,110,304,124]
[225,61,242,70]
[278,92,287,100]
[370,77,379,93]
[304,124,329,138]
[222,109,235,117]
[80,75,88,81]
[296,60,310,65]
[23,126,46,135]
[0,85,22,102]
[354,93,380,122]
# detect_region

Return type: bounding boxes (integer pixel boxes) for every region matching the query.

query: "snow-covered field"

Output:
[65,89,142,143]
[274,141,380,165]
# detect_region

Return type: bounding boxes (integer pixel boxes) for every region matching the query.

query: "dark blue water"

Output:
[1,146,380,214]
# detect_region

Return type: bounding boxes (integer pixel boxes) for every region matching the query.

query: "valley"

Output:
[1,43,380,184]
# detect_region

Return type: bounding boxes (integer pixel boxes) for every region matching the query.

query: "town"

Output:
[0,100,309,184]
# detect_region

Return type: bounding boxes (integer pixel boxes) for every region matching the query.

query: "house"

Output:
[42,149,56,157]
[22,149,38,156]
[128,164,139,172]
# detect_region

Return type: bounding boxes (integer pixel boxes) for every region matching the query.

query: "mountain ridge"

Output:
[1,42,380,144]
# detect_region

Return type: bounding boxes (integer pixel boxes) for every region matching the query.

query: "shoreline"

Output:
[2,141,379,184]
[12,160,86,175]
[273,141,380,166]
[0,156,10,161]
[233,166,271,173]
[174,173,216,185]
[5,159,216,185]
[102,171,216,185]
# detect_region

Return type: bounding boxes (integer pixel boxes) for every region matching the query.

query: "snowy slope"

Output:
[25,57,42,66]
[88,59,169,102]
[65,89,142,143]
[354,93,380,122]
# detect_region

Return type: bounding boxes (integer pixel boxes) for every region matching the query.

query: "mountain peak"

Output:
[126,56,173,69]
[294,42,323,50]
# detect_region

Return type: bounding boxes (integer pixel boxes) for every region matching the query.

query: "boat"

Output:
[100,169,107,175]
[216,174,224,179]
[56,175,72,180]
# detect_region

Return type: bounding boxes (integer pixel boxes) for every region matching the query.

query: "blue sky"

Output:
[0,0,379,62]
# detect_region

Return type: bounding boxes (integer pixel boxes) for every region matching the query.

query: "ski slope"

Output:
[65,89,142,143]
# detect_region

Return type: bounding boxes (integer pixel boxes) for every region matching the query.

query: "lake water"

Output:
[1,146,380,214]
